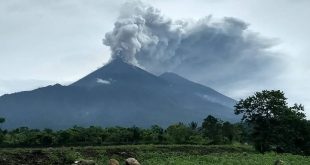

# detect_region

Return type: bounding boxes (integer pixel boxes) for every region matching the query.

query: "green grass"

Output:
[139,153,309,165]
[0,145,309,164]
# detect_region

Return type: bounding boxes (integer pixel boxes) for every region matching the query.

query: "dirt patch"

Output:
[0,149,50,165]
[76,147,100,158]
[105,148,137,158]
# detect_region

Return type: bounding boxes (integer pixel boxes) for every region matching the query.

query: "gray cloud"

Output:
[103,1,283,89]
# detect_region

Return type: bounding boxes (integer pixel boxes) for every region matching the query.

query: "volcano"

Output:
[0,59,238,129]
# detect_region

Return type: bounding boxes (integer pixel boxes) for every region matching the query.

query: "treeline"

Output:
[0,115,246,147]
[0,90,309,156]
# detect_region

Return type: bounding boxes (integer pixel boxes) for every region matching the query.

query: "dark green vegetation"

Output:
[0,145,309,165]
[0,116,244,147]
[0,90,309,164]
[235,90,310,155]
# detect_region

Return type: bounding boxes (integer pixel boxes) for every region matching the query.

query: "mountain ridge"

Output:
[0,59,239,129]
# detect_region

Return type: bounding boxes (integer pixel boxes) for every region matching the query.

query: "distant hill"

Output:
[0,59,238,129]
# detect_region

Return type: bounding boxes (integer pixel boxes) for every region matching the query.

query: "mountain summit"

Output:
[71,59,165,88]
[0,59,238,129]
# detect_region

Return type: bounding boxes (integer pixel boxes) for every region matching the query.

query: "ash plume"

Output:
[103,1,282,93]
[103,1,184,68]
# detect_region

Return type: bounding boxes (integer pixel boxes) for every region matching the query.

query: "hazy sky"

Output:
[0,0,309,117]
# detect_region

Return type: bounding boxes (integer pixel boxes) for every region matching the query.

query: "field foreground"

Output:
[0,145,309,165]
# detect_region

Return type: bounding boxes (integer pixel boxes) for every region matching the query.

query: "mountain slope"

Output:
[0,59,238,129]
[160,72,236,108]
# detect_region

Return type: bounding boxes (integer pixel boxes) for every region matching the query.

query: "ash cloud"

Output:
[103,1,282,94]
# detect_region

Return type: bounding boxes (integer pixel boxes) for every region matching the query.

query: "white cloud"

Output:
[96,78,111,85]
[0,79,60,96]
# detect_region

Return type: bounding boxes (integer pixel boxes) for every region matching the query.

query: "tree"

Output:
[222,122,234,143]
[189,121,198,131]
[201,115,223,144]
[129,126,141,144]
[235,90,309,154]
[0,117,5,144]
[166,123,191,144]
[0,117,5,130]
[150,125,164,143]
[0,117,5,124]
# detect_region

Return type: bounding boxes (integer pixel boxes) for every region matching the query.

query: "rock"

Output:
[125,158,140,165]
[274,159,284,165]
[116,151,134,157]
[108,159,119,165]
[72,159,96,165]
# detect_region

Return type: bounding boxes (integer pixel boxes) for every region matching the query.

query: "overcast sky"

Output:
[0,0,309,117]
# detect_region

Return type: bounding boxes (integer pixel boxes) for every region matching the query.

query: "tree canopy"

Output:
[235,90,310,154]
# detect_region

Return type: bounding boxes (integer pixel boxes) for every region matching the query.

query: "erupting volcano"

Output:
[0,58,237,129]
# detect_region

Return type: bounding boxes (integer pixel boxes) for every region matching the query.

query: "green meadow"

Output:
[0,145,309,164]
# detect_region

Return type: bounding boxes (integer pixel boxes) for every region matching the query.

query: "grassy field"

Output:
[0,145,309,164]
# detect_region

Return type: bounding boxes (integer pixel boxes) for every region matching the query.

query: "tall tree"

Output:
[0,117,5,143]
[202,115,223,144]
[166,123,191,144]
[235,90,309,154]
[0,117,5,130]
[222,122,234,143]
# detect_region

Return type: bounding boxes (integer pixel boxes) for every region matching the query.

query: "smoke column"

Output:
[103,1,281,93]
[103,1,184,69]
